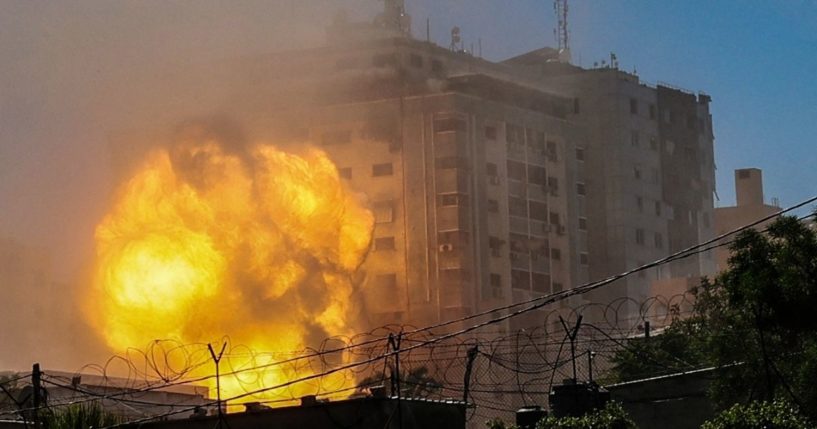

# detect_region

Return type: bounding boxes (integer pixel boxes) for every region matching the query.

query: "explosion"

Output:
[86,126,374,405]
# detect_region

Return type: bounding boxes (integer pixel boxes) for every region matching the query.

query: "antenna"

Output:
[450,26,461,51]
[553,0,571,63]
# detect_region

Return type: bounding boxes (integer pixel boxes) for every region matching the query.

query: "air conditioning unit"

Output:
[439,243,454,252]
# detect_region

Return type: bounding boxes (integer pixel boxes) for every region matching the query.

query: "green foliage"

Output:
[536,402,637,429]
[607,318,709,383]
[42,403,121,429]
[484,402,637,429]
[609,213,817,418]
[700,399,811,429]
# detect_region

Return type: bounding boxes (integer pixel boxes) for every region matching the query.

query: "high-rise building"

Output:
[222,8,716,328]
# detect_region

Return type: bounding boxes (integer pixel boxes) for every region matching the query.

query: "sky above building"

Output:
[1,0,815,285]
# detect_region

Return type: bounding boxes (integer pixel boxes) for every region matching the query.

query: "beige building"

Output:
[208,5,717,329]
[714,168,780,271]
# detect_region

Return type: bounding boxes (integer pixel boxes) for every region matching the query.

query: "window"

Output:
[649,104,656,120]
[490,273,502,298]
[374,273,397,288]
[436,156,468,170]
[338,167,352,179]
[649,136,658,150]
[409,53,423,68]
[576,182,586,196]
[507,160,526,181]
[635,228,645,245]
[636,196,644,213]
[633,167,642,180]
[431,59,443,73]
[575,147,585,161]
[505,123,523,144]
[528,165,546,185]
[487,199,499,213]
[654,201,662,217]
[486,162,498,176]
[663,109,672,124]
[630,98,638,114]
[511,270,531,290]
[579,252,589,265]
[434,117,466,132]
[489,236,503,257]
[438,230,469,246]
[547,176,559,195]
[551,248,561,260]
[373,201,394,224]
[372,163,393,177]
[485,126,497,140]
[374,237,395,251]
[529,200,548,221]
[508,196,527,217]
[546,141,558,161]
[439,193,468,207]
[578,217,587,231]
[549,212,561,226]
[630,130,640,147]
[654,232,664,249]
[532,273,550,293]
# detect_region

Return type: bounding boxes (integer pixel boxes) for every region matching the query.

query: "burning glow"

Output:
[86,128,374,405]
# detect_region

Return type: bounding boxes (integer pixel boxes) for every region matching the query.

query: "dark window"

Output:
[509,196,527,217]
[507,160,526,181]
[636,228,645,245]
[532,272,550,293]
[577,183,586,196]
[489,236,503,257]
[487,199,499,213]
[373,201,394,224]
[649,104,656,120]
[436,156,468,170]
[434,117,466,132]
[506,123,523,144]
[439,193,468,207]
[431,59,443,73]
[636,196,644,212]
[529,200,548,221]
[549,212,561,226]
[485,126,497,140]
[438,230,469,246]
[578,217,587,231]
[551,248,561,260]
[338,167,352,179]
[486,162,498,176]
[511,270,531,290]
[547,176,559,195]
[579,253,589,265]
[546,141,558,161]
[655,201,662,216]
[649,136,658,150]
[374,273,397,288]
[372,162,394,177]
[633,167,642,180]
[528,165,546,184]
[630,98,638,114]
[575,147,585,161]
[409,53,423,68]
[374,237,395,251]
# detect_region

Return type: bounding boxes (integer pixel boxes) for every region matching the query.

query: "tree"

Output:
[700,399,810,429]
[608,213,817,419]
[484,401,637,429]
[42,403,121,429]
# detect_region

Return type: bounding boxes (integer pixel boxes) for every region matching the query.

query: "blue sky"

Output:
[408,0,817,209]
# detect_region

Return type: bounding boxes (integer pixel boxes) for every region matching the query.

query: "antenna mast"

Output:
[553,0,571,63]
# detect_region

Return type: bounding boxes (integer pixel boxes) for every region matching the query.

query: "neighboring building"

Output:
[714,168,780,271]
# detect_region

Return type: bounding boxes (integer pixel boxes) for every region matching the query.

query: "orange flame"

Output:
[86,130,374,405]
